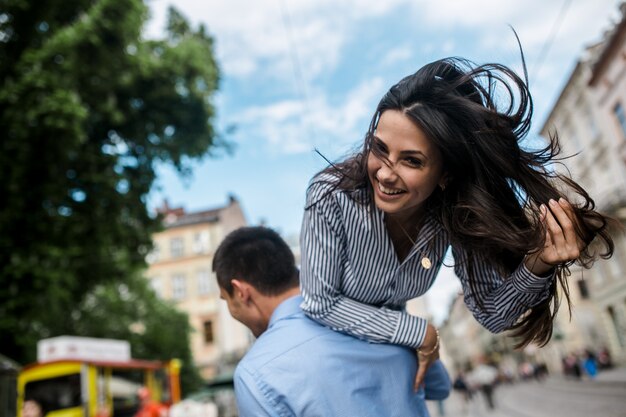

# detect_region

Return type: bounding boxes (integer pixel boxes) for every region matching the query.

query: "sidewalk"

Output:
[427,367,626,417]
[593,366,626,383]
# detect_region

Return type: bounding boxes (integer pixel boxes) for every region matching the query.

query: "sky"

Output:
[144,0,621,323]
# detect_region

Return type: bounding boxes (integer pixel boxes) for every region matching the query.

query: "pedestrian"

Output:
[300,52,615,388]
[134,387,166,417]
[22,399,43,417]
[534,362,548,381]
[583,349,598,379]
[564,353,582,380]
[467,360,499,410]
[212,226,450,417]
[452,371,472,413]
[598,346,613,369]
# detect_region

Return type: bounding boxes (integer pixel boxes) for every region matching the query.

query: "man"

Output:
[213,226,450,417]
[134,387,166,417]
[21,400,43,417]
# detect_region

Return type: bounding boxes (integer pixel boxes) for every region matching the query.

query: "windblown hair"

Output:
[318,56,615,348]
[212,226,299,296]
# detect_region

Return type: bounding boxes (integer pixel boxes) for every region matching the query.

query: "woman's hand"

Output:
[414,323,440,391]
[525,198,585,276]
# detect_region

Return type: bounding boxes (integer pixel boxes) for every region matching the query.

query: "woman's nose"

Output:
[376,161,397,182]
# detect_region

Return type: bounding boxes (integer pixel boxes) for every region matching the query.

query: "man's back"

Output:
[234,296,449,417]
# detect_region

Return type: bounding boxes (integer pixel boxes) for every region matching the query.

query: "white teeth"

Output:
[378,182,404,195]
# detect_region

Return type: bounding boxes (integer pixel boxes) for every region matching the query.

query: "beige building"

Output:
[438,295,484,373]
[145,196,252,378]
[438,294,520,375]
[433,6,626,375]
[539,2,626,366]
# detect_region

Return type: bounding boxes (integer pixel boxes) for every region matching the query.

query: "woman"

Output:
[300,56,614,388]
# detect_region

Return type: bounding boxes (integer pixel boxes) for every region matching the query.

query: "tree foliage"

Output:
[0,0,220,388]
[72,275,203,394]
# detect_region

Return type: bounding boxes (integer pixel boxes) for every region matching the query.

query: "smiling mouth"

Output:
[378,182,405,195]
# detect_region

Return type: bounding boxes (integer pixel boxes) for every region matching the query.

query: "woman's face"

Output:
[367,110,446,220]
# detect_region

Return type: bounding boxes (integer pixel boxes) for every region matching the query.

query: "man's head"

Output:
[137,386,151,403]
[212,226,299,336]
[22,400,43,417]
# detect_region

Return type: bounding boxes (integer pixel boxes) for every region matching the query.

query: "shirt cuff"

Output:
[511,262,554,294]
[391,313,428,349]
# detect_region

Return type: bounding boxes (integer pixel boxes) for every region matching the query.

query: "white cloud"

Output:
[144,0,621,156]
[147,0,618,80]
[234,76,386,155]
[380,45,413,67]
[441,39,455,54]
[146,0,409,82]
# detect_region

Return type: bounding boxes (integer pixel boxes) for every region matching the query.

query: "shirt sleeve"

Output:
[299,178,428,349]
[234,366,293,417]
[452,245,554,333]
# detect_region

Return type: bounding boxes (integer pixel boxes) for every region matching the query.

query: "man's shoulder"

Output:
[238,313,414,376]
[238,314,330,369]
[233,315,428,417]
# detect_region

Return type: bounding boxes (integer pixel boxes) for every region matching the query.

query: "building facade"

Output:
[539,3,626,366]
[439,294,521,376]
[145,196,252,379]
[439,4,626,375]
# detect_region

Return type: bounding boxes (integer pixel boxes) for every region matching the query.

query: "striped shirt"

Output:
[300,173,553,349]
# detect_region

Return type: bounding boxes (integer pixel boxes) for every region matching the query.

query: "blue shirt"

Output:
[234,295,450,417]
[300,173,553,348]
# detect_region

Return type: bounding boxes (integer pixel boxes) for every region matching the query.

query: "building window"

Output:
[607,306,624,347]
[170,237,184,259]
[197,270,214,295]
[150,277,162,298]
[193,231,210,254]
[576,279,589,299]
[146,243,160,264]
[172,274,186,300]
[203,320,214,344]
[614,102,626,138]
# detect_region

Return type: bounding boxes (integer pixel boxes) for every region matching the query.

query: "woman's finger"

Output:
[414,358,427,391]
[558,198,586,250]
[551,199,582,260]
[544,202,565,248]
[550,199,577,245]
[539,205,553,248]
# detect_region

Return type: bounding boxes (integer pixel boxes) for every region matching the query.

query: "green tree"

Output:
[0,0,221,385]
[72,275,203,394]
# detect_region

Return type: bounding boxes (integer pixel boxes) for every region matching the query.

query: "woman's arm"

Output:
[299,180,429,349]
[452,246,553,333]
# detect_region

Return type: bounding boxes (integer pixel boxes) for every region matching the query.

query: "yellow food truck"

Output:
[16,336,180,417]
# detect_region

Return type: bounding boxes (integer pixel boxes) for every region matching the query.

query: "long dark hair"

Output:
[319,56,615,348]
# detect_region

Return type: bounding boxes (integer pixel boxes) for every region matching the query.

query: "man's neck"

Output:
[255,287,300,335]
[264,287,301,316]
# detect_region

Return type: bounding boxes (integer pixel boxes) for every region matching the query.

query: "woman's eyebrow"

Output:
[372,134,430,161]
[399,149,429,161]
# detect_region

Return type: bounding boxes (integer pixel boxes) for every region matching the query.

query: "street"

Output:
[427,368,626,417]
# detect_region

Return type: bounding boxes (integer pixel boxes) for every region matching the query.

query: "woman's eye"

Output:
[373,140,387,154]
[405,157,424,167]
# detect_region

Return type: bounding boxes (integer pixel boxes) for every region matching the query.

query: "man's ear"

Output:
[231,279,251,304]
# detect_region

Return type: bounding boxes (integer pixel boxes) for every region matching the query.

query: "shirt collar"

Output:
[268,295,304,328]
[379,209,443,246]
